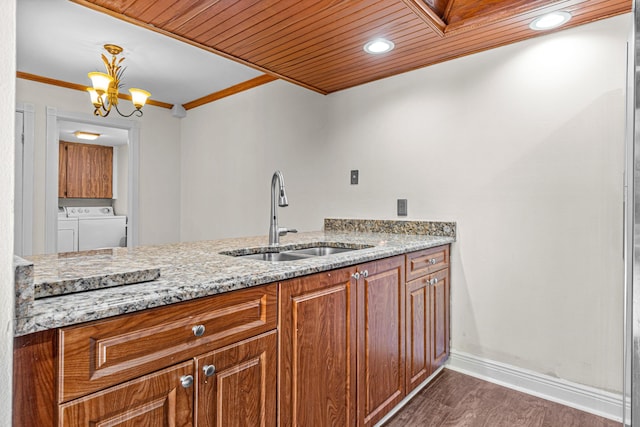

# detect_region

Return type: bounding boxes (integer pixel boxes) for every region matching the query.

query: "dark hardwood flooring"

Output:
[384,369,621,427]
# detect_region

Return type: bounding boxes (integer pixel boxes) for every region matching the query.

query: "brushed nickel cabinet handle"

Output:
[361,270,369,278]
[180,375,194,388]
[352,272,360,280]
[192,325,205,337]
[203,364,216,377]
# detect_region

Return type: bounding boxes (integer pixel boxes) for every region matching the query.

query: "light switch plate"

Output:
[351,170,359,185]
[397,199,408,216]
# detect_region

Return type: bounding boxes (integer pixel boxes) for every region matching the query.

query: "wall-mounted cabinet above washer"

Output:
[59,141,113,199]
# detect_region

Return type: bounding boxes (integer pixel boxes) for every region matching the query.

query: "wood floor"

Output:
[384,369,621,427]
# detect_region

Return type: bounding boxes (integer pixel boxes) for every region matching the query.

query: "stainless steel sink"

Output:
[286,246,355,256]
[241,252,308,262]
[222,243,373,262]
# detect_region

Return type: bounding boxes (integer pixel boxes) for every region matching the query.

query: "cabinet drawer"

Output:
[405,245,449,282]
[59,284,277,403]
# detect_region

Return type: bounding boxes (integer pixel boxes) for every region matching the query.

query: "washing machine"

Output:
[57,207,78,253]
[66,206,127,251]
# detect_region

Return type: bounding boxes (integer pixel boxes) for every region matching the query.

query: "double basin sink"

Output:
[221,243,373,262]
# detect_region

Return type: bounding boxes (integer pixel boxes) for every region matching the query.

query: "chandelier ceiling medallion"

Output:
[87,44,151,118]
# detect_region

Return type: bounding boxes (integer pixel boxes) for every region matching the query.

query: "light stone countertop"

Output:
[15,222,455,337]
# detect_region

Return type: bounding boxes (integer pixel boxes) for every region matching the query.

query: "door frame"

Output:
[45,107,140,254]
[15,103,34,256]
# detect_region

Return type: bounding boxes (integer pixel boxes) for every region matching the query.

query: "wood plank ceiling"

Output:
[72,0,631,95]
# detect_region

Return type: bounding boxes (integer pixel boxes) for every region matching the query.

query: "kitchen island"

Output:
[14,219,455,427]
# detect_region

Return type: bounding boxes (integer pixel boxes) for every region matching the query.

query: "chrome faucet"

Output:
[269,170,297,246]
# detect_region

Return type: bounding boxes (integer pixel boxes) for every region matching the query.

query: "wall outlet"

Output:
[397,199,408,216]
[350,170,359,185]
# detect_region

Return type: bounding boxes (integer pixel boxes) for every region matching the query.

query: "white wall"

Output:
[180,80,328,241]
[181,15,629,393]
[1,1,16,424]
[113,144,128,216]
[15,79,182,251]
[323,16,628,393]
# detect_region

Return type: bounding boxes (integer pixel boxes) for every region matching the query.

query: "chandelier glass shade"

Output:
[87,44,151,118]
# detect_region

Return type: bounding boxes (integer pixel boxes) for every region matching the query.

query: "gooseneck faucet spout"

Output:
[269,170,297,246]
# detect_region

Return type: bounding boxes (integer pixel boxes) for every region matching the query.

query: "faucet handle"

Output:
[278,227,297,236]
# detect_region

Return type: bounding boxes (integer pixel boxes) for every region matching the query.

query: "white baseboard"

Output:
[447,350,624,422]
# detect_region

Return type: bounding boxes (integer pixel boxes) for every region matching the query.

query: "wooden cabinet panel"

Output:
[357,255,405,427]
[195,331,277,427]
[431,268,450,370]
[59,284,277,402]
[59,141,113,199]
[58,361,194,427]
[279,266,357,427]
[405,245,449,281]
[405,275,432,392]
[13,329,57,427]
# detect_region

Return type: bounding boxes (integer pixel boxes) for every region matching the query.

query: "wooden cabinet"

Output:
[15,245,451,427]
[279,266,357,427]
[356,256,405,427]
[58,361,194,427]
[195,331,277,427]
[14,284,278,427]
[279,255,407,427]
[405,246,450,393]
[59,141,113,199]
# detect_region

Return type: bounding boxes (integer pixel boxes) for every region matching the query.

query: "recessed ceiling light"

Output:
[529,11,572,31]
[74,131,100,140]
[364,38,395,54]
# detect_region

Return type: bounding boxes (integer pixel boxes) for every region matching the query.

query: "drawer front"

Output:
[405,245,450,282]
[59,284,277,402]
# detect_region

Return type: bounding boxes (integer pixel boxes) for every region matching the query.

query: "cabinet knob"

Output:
[360,270,369,278]
[352,272,360,280]
[203,364,216,377]
[429,258,437,265]
[429,277,439,285]
[192,325,206,337]
[180,375,194,388]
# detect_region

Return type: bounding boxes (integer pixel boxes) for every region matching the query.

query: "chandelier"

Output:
[86,44,151,118]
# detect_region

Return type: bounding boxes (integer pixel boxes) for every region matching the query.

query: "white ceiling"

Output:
[17,0,264,108]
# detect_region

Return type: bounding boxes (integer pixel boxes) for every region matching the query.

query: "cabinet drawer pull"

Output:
[352,272,360,280]
[180,375,194,388]
[203,364,216,377]
[192,325,206,337]
[429,258,437,265]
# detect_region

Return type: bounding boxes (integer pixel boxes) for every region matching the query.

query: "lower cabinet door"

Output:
[195,331,277,427]
[279,267,357,427]
[405,275,432,393]
[58,361,194,427]
[357,256,405,427]
[431,268,450,370]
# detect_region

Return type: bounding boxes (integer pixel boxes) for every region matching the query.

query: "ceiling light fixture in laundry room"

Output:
[73,131,100,140]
